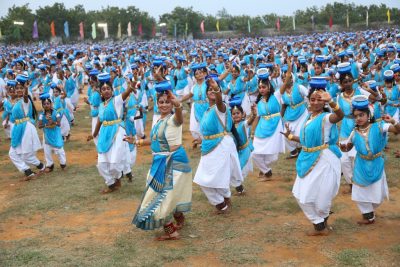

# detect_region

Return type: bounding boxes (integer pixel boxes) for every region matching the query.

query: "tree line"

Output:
[0,2,398,43]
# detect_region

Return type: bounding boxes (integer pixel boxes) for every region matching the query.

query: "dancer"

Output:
[130,80,192,241]
[37,94,67,172]
[229,97,257,195]
[340,95,400,224]
[90,73,132,193]
[9,74,45,180]
[282,77,344,236]
[193,74,243,214]
[251,68,285,181]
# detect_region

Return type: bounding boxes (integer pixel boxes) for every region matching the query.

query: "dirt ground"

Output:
[0,90,399,266]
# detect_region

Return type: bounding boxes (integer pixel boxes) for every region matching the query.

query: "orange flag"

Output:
[50,21,56,37]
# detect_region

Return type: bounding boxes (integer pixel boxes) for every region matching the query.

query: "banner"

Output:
[91,23,96,39]
[260,16,267,26]
[311,15,315,29]
[276,18,280,31]
[50,21,56,37]
[64,21,69,38]
[79,22,84,39]
[387,9,391,24]
[292,16,296,31]
[248,19,251,33]
[104,24,109,39]
[32,20,39,39]
[216,20,220,32]
[174,23,177,38]
[200,20,205,34]
[138,23,143,36]
[329,16,333,29]
[152,24,156,37]
[127,22,132,37]
[117,22,121,39]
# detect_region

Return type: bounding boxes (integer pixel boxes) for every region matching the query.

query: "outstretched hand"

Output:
[123,135,135,144]
[280,123,292,138]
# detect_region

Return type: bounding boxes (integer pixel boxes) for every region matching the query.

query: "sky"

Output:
[1,0,399,19]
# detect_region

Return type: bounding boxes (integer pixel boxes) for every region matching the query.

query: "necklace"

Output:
[310,111,322,120]
[104,97,112,107]
[343,90,354,99]
[358,124,371,134]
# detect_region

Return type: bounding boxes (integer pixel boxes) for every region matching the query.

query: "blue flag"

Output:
[64,21,70,38]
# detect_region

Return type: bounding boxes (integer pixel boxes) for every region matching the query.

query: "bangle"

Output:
[332,104,340,112]
[288,134,294,140]
[174,103,183,109]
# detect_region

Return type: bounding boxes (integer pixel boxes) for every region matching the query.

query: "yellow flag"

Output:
[387,9,391,23]
[216,20,220,32]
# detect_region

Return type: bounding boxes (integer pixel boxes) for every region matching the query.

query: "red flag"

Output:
[200,20,205,34]
[79,22,84,39]
[329,16,333,29]
[50,21,56,37]
[152,24,156,37]
[276,18,280,31]
[138,23,143,36]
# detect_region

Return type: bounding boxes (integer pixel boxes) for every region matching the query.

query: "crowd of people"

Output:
[1,28,400,239]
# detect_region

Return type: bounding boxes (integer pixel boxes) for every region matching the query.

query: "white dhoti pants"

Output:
[9,148,41,173]
[356,202,381,214]
[200,187,231,206]
[97,162,124,186]
[252,153,279,174]
[297,201,330,225]
[44,143,66,167]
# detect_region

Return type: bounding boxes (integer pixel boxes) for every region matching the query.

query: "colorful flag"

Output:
[292,16,296,30]
[366,10,369,27]
[127,22,132,37]
[311,15,315,29]
[387,9,391,24]
[174,23,177,38]
[117,23,121,39]
[216,20,220,32]
[185,22,188,36]
[260,16,267,26]
[276,18,280,31]
[138,23,143,36]
[64,21,69,38]
[248,19,251,33]
[91,23,96,39]
[329,16,333,29]
[200,20,205,34]
[32,20,39,39]
[79,22,84,39]
[50,21,56,37]
[104,24,109,39]
[152,24,156,37]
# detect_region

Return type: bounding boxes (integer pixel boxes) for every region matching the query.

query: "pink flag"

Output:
[200,20,205,34]
[276,18,280,31]
[79,22,84,39]
[329,16,333,29]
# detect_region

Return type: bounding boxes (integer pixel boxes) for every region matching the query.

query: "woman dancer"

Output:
[282,77,344,236]
[129,80,192,241]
